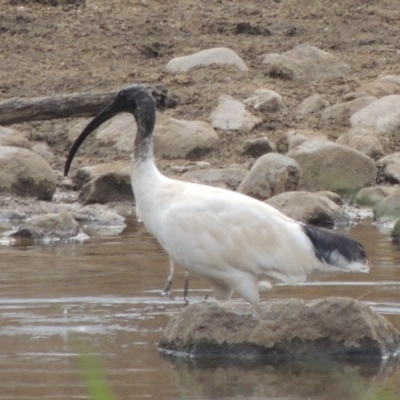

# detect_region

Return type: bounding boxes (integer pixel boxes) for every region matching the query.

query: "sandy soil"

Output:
[1,0,400,175]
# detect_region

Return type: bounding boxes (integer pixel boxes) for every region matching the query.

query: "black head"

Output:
[64,85,156,177]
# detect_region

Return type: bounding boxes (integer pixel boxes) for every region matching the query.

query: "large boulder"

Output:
[210,95,262,132]
[355,186,396,207]
[0,146,57,200]
[262,43,350,82]
[237,153,301,200]
[286,139,376,195]
[69,112,219,160]
[165,47,248,73]
[159,298,400,359]
[265,191,344,227]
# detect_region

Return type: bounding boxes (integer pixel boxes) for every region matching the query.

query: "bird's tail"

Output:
[302,224,369,273]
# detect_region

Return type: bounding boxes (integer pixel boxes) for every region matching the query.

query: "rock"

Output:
[182,168,247,190]
[237,153,301,200]
[286,129,328,150]
[73,161,129,190]
[70,112,219,160]
[210,95,262,132]
[336,129,384,160]
[373,188,400,219]
[79,170,133,204]
[265,191,344,227]
[234,137,275,158]
[154,113,219,159]
[349,75,400,99]
[295,94,330,115]
[243,89,287,114]
[316,190,343,205]
[159,298,400,359]
[262,43,350,82]
[287,139,376,195]
[165,47,248,73]
[0,146,57,200]
[32,143,55,164]
[355,186,396,207]
[321,97,377,127]
[350,95,400,136]
[0,126,30,148]
[8,212,80,242]
[170,161,211,174]
[377,153,400,183]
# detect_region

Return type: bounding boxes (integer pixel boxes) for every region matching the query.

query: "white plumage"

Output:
[65,85,369,313]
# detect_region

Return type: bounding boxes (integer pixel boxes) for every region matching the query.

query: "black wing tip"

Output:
[302,224,368,268]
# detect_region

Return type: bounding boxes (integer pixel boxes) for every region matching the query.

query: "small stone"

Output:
[296,94,330,115]
[165,47,248,73]
[235,138,275,158]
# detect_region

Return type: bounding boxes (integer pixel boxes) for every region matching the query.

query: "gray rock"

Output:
[350,95,400,136]
[287,139,376,195]
[349,75,400,99]
[377,152,400,183]
[8,212,80,242]
[265,191,344,227]
[373,188,400,219]
[0,146,57,200]
[165,47,248,73]
[295,94,330,115]
[32,143,55,164]
[182,168,247,190]
[70,112,219,160]
[237,153,301,200]
[159,298,400,359]
[154,113,219,159]
[79,170,133,204]
[321,97,377,127]
[262,43,350,82]
[235,138,275,158]
[336,129,384,160]
[286,129,328,151]
[355,186,396,207]
[73,161,130,190]
[210,95,262,133]
[243,89,287,114]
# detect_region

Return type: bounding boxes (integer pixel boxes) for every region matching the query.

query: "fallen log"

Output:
[0,85,178,126]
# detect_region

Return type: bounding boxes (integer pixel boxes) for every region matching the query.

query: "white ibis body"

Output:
[64,85,369,312]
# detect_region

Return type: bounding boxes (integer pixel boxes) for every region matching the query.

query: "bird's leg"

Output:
[183,272,190,306]
[161,258,175,295]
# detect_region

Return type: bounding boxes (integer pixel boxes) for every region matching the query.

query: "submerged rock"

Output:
[159,298,400,360]
[8,212,80,242]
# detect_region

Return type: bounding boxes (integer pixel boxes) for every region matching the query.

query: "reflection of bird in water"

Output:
[161,257,189,305]
[64,85,369,315]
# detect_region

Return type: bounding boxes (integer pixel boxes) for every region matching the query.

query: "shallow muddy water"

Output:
[0,218,400,400]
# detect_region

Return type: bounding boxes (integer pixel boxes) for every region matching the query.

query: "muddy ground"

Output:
[1,0,400,177]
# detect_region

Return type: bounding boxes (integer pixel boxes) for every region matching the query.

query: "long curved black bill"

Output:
[64,102,120,177]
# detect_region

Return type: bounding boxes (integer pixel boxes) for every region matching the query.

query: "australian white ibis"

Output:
[64,85,369,314]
